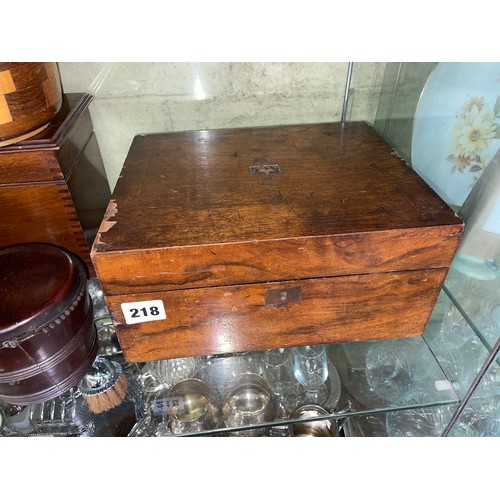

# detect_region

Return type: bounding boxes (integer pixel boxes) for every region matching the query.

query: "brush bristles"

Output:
[83,374,129,414]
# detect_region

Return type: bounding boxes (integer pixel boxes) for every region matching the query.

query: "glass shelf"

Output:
[346,336,500,438]
[342,402,460,437]
[443,265,500,352]
[129,333,459,437]
[342,285,500,437]
[329,336,457,413]
[422,287,497,399]
[445,345,500,437]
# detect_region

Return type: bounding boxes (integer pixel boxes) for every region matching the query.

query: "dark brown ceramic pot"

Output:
[0,243,98,405]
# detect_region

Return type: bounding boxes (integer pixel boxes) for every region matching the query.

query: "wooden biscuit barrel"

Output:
[0,243,98,405]
[0,62,62,147]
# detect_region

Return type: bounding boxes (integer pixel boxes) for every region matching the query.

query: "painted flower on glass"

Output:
[452,103,496,155]
[447,96,500,176]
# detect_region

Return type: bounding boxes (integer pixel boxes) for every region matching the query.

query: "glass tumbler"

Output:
[261,348,297,403]
[222,373,277,436]
[448,396,500,437]
[262,348,300,417]
[0,406,20,436]
[145,356,200,389]
[289,404,339,437]
[167,378,220,435]
[364,340,413,402]
[292,345,329,390]
[198,351,264,403]
[385,389,455,437]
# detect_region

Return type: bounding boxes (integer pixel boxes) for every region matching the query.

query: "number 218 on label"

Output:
[121,299,167,325]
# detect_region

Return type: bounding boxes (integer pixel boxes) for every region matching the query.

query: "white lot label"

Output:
[121,299,166,324]
[435,379,453,391]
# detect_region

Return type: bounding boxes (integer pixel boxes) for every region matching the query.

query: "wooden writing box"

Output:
[91,122,464,362]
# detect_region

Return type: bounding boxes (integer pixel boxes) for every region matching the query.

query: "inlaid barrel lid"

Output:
[0,62,62,146]
[0,243,86,342]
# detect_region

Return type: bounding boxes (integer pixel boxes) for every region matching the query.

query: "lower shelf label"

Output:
[121,299,167,325]
[151,396,185,416]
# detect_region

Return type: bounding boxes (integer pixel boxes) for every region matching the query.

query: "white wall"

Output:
[58,62,385,190]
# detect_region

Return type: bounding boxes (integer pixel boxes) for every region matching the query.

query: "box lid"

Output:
[91,122,463,295]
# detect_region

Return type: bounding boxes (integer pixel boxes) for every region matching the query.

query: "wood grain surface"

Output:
[0,63,62,145]
[0,183,92,271]
[93,225,462,296]
[105,268,448,361]
[0,149,62,184]
[94,122,461,252]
